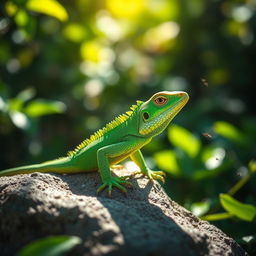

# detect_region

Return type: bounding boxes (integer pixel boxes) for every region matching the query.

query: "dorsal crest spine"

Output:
[67,100,143,157]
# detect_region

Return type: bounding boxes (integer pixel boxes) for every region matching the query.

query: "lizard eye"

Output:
[154,96,167,106]
[143,112,150,121]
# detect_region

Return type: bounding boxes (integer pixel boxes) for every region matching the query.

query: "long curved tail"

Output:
[0,157,80,176]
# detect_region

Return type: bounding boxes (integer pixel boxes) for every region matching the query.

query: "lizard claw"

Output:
[142,169,166,183]
[153,171,166,177]
[151,174,165,183]
[96,183,108,195]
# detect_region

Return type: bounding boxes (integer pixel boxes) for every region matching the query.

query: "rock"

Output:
[0,170,247,256]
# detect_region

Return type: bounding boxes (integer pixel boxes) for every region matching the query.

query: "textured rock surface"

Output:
[0,170,247,256]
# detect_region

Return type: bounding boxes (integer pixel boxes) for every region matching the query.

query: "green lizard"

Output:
[0,91,189,196]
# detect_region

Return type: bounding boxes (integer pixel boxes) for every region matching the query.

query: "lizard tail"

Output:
[0,157,79,176]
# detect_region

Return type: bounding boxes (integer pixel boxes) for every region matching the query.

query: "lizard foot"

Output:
[96,176,133,197]
[138,169,166,183]
[148,170,166,183]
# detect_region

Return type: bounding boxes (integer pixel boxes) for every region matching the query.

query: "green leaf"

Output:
[17,88,35,102]
[7,88,34,113]
[26,0,68,22]
[201,212,232,221]
[9,98,24,112]
[63,23,87,42]
[18,235,82,256]
[24,99,66,117]
[5,1,18,16]
[220,193,256,222]
[168,125,201,157]
[154,150,181,176]
[15,9,29,27]
[249,160,256,173]
[213,121,248,145]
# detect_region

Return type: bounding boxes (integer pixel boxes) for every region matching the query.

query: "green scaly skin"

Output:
[0,91,189,196]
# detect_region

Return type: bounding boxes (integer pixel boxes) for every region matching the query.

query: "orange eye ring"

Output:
[154,96,167,105]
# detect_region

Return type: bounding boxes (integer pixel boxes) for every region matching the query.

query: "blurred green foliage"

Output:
[0,0,255,254]
[18,235,81,256]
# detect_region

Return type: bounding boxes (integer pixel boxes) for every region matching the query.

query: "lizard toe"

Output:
[151,174,165,183]
[96,183,108,195]
[113,182,127,194]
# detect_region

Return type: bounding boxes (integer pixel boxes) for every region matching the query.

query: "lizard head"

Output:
[138,91,189,137]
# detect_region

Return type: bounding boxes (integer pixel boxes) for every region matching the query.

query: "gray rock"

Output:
[0,170,247,256]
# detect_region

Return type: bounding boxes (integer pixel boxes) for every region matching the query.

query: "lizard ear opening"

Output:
[143,112,150,121]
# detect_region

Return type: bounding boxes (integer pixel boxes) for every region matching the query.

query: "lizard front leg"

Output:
[96,141,135,196]
[130,150,166,183]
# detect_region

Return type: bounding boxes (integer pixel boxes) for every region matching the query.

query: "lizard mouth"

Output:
[139,95,188,136]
